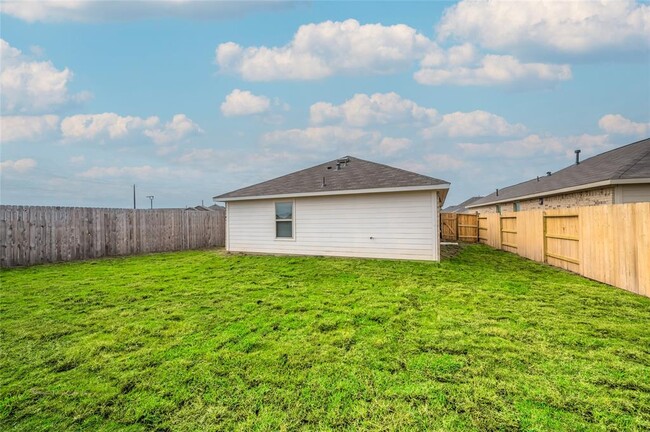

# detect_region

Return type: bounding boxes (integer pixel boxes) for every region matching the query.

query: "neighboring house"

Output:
[213,156,450,261]
[468,138,650,214]
[443,196,483,214]
[186,205,225,212]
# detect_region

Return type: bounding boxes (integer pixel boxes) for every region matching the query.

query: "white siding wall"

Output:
[226,191,440,261]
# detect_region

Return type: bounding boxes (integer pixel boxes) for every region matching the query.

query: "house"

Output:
[442,196,483,214]
[185,204,225,212]
[213,156,450,261]
[468,138,650,214]
[208,204,225,212]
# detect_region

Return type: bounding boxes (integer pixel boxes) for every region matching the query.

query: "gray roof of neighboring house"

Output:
[468,138,650,208]
[208,204,225,212]
[443,196,483,213]
[214,156,450,201]
[186,205,224,211]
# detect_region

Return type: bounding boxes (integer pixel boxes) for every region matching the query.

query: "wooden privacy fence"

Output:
[478,203,650,297]
[440,213,479,242]
[0,206,226,267]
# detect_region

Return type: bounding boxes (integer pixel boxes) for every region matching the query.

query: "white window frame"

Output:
[274,200,295,241]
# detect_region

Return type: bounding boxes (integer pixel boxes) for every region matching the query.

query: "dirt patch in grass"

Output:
[440,243,467,260]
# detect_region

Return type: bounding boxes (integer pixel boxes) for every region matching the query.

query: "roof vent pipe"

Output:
[547,171,552,176]
[496,188,499,196]
[575,149,581,165]
[536,176,540,182]
[322,176,326,187]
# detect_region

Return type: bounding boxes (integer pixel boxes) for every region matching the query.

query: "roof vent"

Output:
[321,176,326,187]
[495,188,499,196]
[335,157,350,170]
[575,149,581,165]
[546,171,552,176]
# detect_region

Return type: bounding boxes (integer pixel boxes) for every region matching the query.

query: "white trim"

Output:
[215,184,450,202]
[466,178,650,208]
[225,202,230,251]
[431,191,440,261]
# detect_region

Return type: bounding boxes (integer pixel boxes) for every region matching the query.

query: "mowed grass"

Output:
[1,245,649,431]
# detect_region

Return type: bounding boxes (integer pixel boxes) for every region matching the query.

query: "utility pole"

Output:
[133,184,136,209]
[147,195,154,209]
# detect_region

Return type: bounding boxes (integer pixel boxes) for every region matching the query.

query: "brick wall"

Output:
[472,187,615,214]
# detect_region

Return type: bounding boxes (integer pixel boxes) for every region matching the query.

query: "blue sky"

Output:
[1,0,649,208]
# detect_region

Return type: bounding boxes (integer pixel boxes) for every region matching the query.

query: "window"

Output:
[513,202,521,212]
[496,204,501,214]
[275,202,293,238]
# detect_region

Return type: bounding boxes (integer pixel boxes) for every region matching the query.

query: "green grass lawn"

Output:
[1,245,649,431]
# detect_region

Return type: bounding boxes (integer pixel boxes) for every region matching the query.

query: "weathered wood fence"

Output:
[478,203,650,297]
[0,206,225,267]
[440,213,479,243]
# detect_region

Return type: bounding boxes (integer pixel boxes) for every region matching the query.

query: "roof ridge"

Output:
[214,155,450,200]
[213,157,335,197]
[349,155,450,184]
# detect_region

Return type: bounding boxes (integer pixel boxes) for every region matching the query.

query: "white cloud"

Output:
[0,115,59,143]
[1,39,90,113]
[378,137,411,156]
[60,112,201,148]
[220,89,271,116]
[0,1,295,22]
[61,113,159,140]
[69,155,85,164]
[143,114,203,145]
[263,125,381,151]
[215,19,572,87]
[437,0,650,56]
[457,134,612,159]
[422,110,527,138]
[415,54,571,87]
[0,158,37,173]
[216,19,433,81]
[310,92,438,127]
[598,114,649,136]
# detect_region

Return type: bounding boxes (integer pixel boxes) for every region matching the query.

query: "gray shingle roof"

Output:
[443,196,483,213]
[469,138,650,208]
[214,156,450,200]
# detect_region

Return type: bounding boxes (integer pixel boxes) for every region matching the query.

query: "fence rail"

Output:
[478,203,650,297]
[0,206,225,267]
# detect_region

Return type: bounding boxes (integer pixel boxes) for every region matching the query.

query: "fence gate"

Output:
[457,214,479,243]
[440,213,479,243]
[441,213,458,241]
[543,214,580,272]
[500,215,518,253]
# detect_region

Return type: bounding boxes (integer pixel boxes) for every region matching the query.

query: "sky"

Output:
[1,0,649,209]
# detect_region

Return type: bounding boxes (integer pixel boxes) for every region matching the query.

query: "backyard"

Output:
[1,245,649,431]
